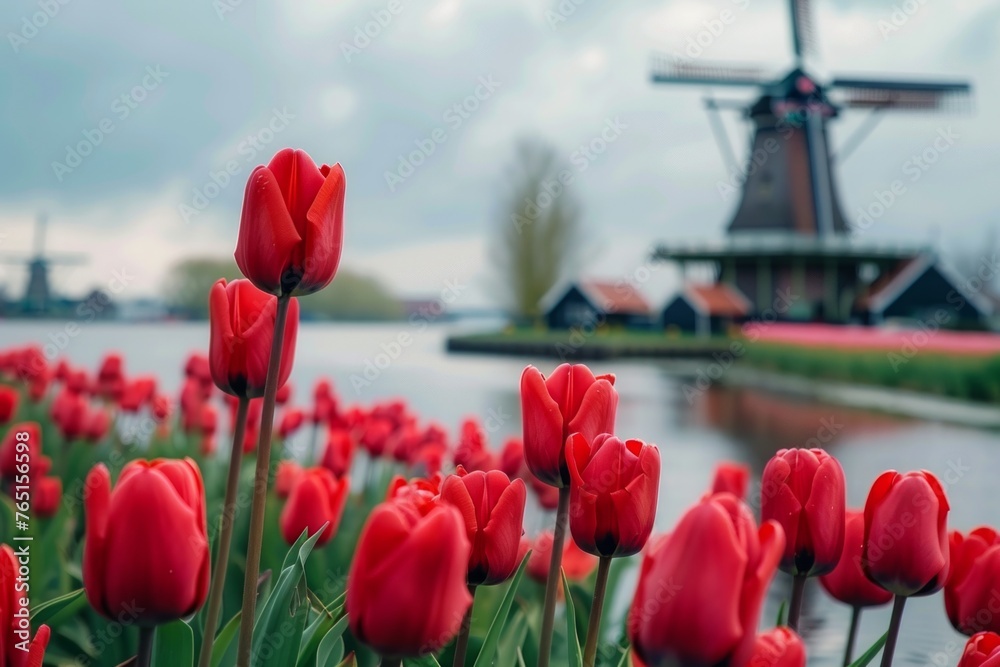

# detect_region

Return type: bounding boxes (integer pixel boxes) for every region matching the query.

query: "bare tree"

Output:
[490,139,582,323]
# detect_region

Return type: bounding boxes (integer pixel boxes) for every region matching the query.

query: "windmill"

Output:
[0,214,86,314]
[651,0,982,326]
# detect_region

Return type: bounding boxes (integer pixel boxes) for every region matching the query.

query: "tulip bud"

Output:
[761,448,846,577]
[946,527,1000,635]
[34,477,62,518]
[279,467,349,547]
[520,364,618,488]
[0,386,18,424]
[440,470,527,585]
[274,460,304,499]
[959,633,1000,667]
[346,501,472,657]
[861,469,949,598]
[1,545,51,665]
[83,459,210,625]
[567,433,660,558]
[209,278,299,399]
[278,408,306,439]
[819,510,892,609]
[708,461,750,500]
[321,429,355,478]
[629,494,785,667]
[749,627,806,667]
[0,422,42,480]
[235,148,346,297]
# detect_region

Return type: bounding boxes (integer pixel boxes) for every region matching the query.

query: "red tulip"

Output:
[386,474,442,514]
[209,278,299,399]
[96,353,125,401]
[280,467,349,547]
[520,364,618,487]
[567,433,659,557]
[526,530,598,584]
[409,442,447,478]
[51,388,89,442]
[83,458,210,624]
[499,437,526,478]
[761,448,846,577]
[276,381,292,405]
[629,494,785,667]
[0,386,17,424]
[819,510,892,608]
[321,429,355,478]
[0,423,42,480]
[235,148,346,296]
[311,379,339,425]
[84,408,111,444]
[709,461,750,500]
[862,469,949,597]
[440,470,527,585]
[946,527,1000,635]
[275,460,304,499]
[119,376,157,412]
[453,417,498,472]
[749,627,806,667]
[151,394,172,422]
[1,544,51,667]
[959,633,1000,667]
[63,367,90,395]
[346,500,472,657]
[360,417,394,458]
[34,477,62,518]
[278,408,305,439]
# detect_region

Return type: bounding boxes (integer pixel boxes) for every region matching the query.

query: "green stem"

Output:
[236,294,292,667]
[538,486,570,667]
[880,596,907,667]
[787,574,807,631]
[583,556,612,667]
[197,396,249,667]
[137,626,155,667]
[843,606,862,667]
[308,421,320,466]
[452,585,477,667]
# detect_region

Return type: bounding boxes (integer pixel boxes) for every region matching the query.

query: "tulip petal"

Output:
[567,379,618,447]
[236,166,302,294]
[299,163,345,294]
[83,464,112,617]
[520,366,565,486]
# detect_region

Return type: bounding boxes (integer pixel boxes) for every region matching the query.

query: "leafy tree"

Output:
[163,257,402,320]
[490,139,582,323]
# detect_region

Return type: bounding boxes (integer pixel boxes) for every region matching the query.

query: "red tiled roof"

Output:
[685,283,750,317]
[580,281,651,315]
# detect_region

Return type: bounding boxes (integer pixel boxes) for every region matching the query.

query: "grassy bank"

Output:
[742,343,1000,404]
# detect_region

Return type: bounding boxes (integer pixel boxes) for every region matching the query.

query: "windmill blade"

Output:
[832,77,972,111]
[651,55,771,87]
[789,0,815,61]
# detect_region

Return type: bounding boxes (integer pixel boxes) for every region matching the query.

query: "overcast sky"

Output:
[1,0,998,308]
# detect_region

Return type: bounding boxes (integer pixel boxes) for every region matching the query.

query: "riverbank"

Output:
[446,329,731,359]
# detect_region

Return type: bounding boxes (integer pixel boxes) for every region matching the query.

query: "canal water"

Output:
[2,320,994,664]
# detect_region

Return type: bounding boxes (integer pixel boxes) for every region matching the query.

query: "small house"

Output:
[543,280,652,329]
[662,283,750,336]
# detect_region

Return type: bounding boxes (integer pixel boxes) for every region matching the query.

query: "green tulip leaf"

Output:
[472,551,530,667]
[561,569,583,667]
[313,615,349,667]
[299,611,336,663]
[29,588,86,627]
[335,654,357,667]
[496,609,527,667]
[516,647,527,667]
[405,656,442,666]
[847,631,889,667]
[152,620,194,667]
[616,647,631,667]
[210,612,242,667]
[252,528,325,667]
[775,600,787,627]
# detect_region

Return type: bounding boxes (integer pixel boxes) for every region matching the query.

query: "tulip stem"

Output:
[880,596,906,667]
[452,584,477,667]
[197,396,249,667]
[308,422,319,466]
[843,606,862,667]
[787,574,807,631]
[236,294,292,667]
[583,556,612,667]
[538,486,570,667]
[137,626,155,667]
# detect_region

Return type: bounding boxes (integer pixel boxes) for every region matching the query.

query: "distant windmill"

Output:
[651,0,972,237]
[0,214,86,314]
[651,0,986,327]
